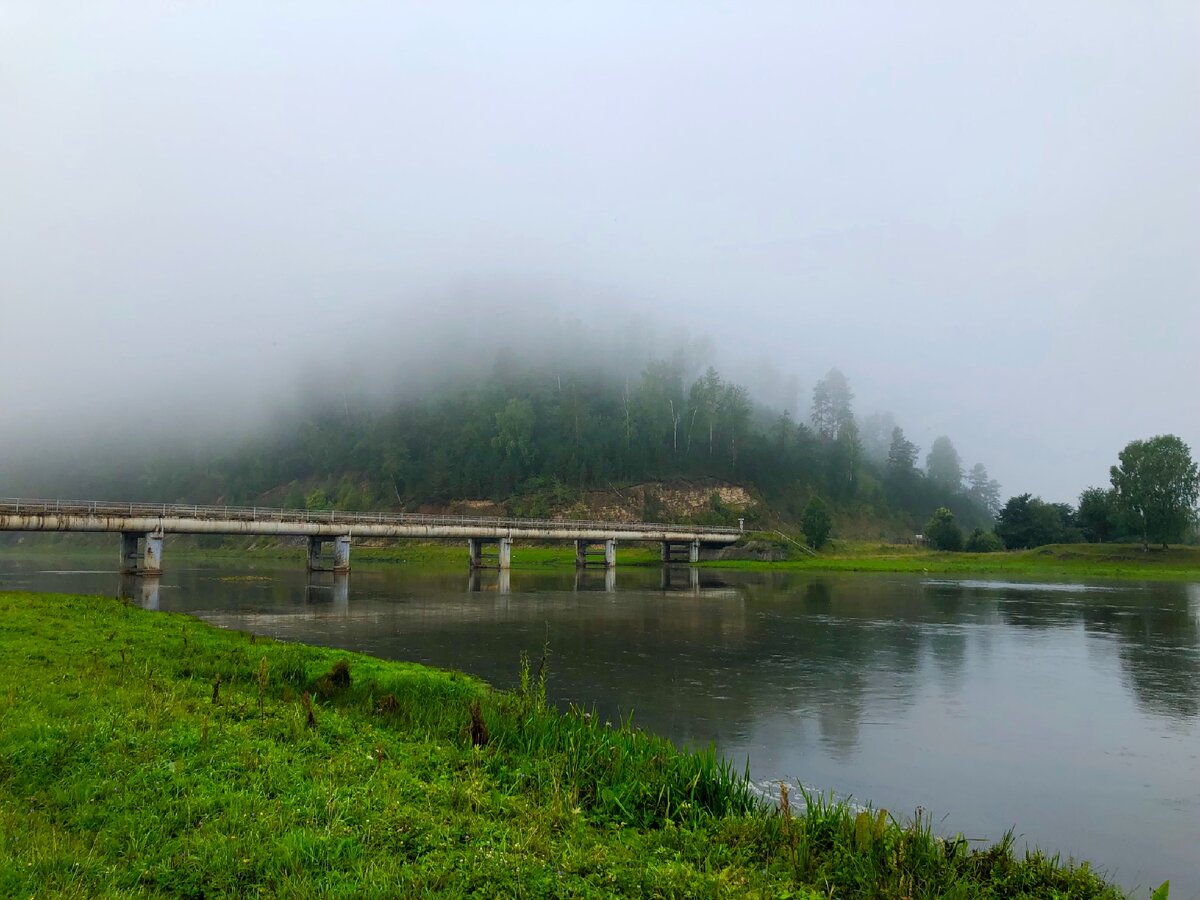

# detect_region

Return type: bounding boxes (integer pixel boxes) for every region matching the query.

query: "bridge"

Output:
[0,498,742,575]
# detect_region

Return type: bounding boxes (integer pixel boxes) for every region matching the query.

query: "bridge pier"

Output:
[120,531,163,575]
[574,539,616,568]
[333,535,351,573]
[469,537,513,570]
[661,540,700,564]
[307,536,351,572]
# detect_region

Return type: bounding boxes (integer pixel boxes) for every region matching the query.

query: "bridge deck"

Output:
[0,498,741,545]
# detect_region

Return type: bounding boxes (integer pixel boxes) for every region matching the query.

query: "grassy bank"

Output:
[0,538,665,570]
[0,592,1135,897]
[709,539,1200,581]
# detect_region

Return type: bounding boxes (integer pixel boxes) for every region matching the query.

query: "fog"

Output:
[2,2,1197,502]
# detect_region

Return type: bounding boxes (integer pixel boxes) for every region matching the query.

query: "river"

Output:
[2,554,1196,896]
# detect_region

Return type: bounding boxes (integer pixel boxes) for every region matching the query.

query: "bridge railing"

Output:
[0,497,743,536]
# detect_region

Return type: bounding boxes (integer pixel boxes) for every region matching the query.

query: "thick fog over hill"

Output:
[2,2,1197,502]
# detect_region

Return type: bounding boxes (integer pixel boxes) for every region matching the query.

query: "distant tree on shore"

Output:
[885,427,920,507]
[1110,435,1199,551]
[926,437,963,493]
[966,463,1002,517]
[810,369,854,441]
[995,494,1072,549]
[964,528,1004,552]
[802,496,832,550]
[1077,487,1118,543]
[924,506,963,551]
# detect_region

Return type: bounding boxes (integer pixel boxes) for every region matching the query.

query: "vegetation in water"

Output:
[0,591,1141,897]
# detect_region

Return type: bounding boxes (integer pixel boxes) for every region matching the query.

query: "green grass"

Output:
[705,539,1200,581]
[0,539,665,570]
[0,591,1138,897]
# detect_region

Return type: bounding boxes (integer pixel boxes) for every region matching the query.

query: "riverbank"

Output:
[0,591,1131,897]
[717,540,1200,581]
[4,536,1199,582]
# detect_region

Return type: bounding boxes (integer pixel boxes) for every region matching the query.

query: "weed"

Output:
[256,657,269,722]
[315,659,352,699]
[469,699,489,747]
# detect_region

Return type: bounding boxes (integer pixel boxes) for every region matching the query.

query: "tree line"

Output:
[919,434,1198,553]
[6,353,1193,551]
[3,358,1003,533]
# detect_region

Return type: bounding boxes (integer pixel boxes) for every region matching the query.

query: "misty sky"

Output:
[2,2,1197,502]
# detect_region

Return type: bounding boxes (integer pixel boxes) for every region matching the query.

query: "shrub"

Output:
[965,528,1005,553]
[801,496,832,549]
[924,507,963,551]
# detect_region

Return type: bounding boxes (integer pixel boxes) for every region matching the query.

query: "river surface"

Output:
[2,555,1197,896]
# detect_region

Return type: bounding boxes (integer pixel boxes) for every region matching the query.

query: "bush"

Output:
[924,507,963,551]
[964,528,1005,553]
[802,496,833,549]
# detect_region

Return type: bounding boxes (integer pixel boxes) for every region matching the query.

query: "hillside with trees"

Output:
[1,356,1007,540]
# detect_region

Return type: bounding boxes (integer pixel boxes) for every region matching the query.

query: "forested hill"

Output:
[4,358,1001,537]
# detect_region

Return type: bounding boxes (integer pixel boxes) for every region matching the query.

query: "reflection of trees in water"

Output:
[1081,583,1200,720]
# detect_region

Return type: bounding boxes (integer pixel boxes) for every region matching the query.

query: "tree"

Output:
[994,493,1069,549]
[492,398,536,465]
[1110,435,1200,551]
[885,427,920,506]
[966,463,1001,516]
[925,506,963,551]
[689,367,724,455]
[802,496,832,549]
[1077,486,1117,543]
[811,369,854,441]
[720,382,751,465]
[827,417,861,499]
[964,528,1004,552]
[860,411,897,465]
[926,436,963,493]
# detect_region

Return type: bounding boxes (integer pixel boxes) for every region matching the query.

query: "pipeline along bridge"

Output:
[0,498,743,575]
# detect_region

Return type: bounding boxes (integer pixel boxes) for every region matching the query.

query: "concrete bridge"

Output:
[0,498,742,575]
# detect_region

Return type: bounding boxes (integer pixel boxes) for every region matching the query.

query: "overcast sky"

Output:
[2,2,1197,502]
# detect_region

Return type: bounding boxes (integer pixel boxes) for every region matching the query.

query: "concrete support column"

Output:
[575,540,588,568]
[498,537,513,570]
[333,535,351,573]
[661,541,670,562]
[468,538,481,569]
[120,532,141,574]
[689,540,700,564]
[604,539,616,569]
[143,533,164,575]
[120,532,162,575]
[307,537,325,571]
[605,567,616,592]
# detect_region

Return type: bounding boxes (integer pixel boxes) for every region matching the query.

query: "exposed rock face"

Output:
[439,480,753,523]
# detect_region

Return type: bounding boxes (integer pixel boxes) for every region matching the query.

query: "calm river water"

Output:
[2,555,1197,896]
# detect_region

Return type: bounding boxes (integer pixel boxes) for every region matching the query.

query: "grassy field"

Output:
[717,540,1200,581]
[0,591,1139,898]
